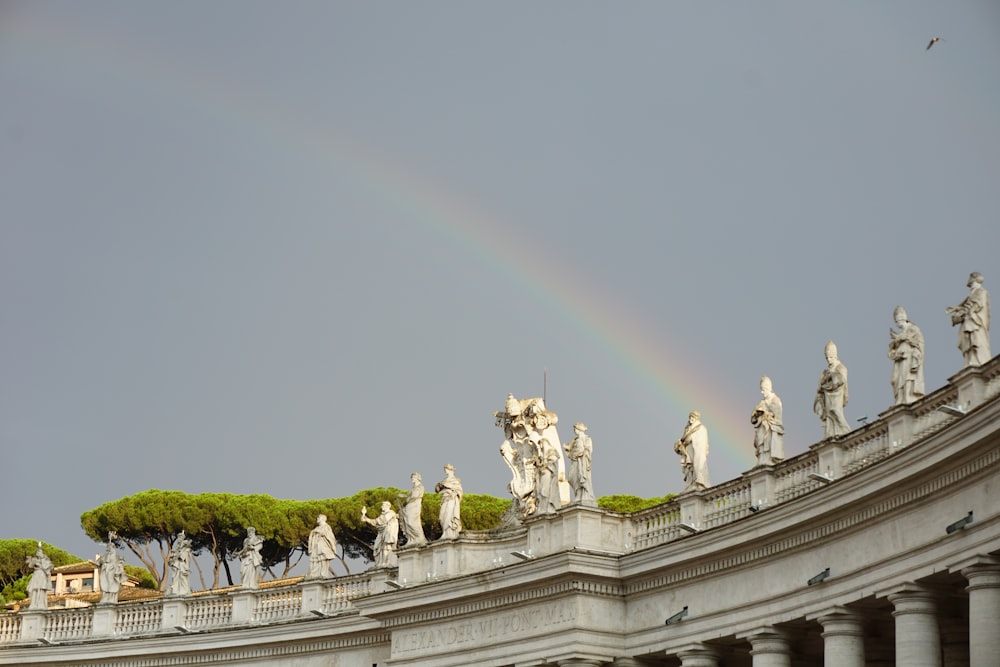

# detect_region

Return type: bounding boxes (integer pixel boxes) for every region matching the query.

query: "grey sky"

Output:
[2,1,998,565]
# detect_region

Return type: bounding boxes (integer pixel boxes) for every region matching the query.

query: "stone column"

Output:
[745,629,791,667]
[677,644,721,666]
[815,608,865,667]
[888,583,941,667]
[556,660,602,667]
[962,561,1000,667]
[610,659,645,667]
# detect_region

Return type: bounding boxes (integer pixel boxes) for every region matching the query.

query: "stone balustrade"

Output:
[3,570,383,645]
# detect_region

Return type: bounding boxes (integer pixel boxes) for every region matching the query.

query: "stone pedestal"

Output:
[231,591,255,624]
[962,561,1000,667]
[815,608,865,667]
[743,466,776,511]
[300,580,325,616]
[888,584,941,667]
[161,597,189,630]
[18,610,44,641]
[878,402,914,450]
[949,364,986,413]
[92,604,116,637]
[678,489,707,531]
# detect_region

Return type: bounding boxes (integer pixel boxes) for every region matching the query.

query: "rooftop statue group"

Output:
[60,274,990,598]
[495,393,596,523]
[303,464,460,573]
[671,272,990,492]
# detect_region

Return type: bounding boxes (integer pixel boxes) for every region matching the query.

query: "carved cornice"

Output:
[380,577,625,627]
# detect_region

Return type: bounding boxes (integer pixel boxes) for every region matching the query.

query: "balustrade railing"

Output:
[840,422,891,475]
[115,600,162,636]
[322,572,373,614]
[44,608,93,642]
[703,477,753,528]
[911,384,961,441]
[774,451,821,503]
[185,595,233,629]
[0,614,20,643]
[629,501,682,551]
[253,588,301,623]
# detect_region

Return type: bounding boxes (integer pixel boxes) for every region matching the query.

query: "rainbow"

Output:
[8,9,756,467]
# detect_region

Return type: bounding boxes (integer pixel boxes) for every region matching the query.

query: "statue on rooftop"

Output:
[674,411,711,492]
[306,514,338,580]
[495,393,569,520]
[237,526,264,590]
[946,272,991,367]
[399,472,428,547]
[25,543,52,610]
[361,502,399,569]
[98,533,129,604]
[888,306,926,405]
[814,340,851,439]
[167,531,193,596]
[563,422,596,506]
[435,464,464,540]
[751,376,785,466]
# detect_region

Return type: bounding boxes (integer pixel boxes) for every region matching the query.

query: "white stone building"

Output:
[1,360,998,666]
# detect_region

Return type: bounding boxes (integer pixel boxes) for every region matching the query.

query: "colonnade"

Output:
[542,556,1000,667]
[655,556,999,667]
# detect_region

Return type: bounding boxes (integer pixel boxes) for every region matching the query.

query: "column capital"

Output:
[952,554,1000,592]
[811,606,865,640]
[676,644,721,667]
[739,627,791,656]
[948,553,1000,573]
[609,659,647,667]
[881,581,942,616]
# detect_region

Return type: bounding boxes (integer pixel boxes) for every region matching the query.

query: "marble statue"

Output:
[98,533,129,604]
[751,376,785,466]
[499,440,536,519]
[167,531,193,596]
[673,411,711,492]
[399,472,428,547]
[494,393,569,520]
[435,464,463,540]
[534,435,562,514]
[888,306,926,405]
[237,526,264,590]
[306,514,337,580]
[25,543,52,610]
[946,272,991,367]
[563,422,596,506]
[361,501,399,569]
[814,340,850,439]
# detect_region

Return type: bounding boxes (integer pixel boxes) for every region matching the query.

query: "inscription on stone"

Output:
[393,602,577,656]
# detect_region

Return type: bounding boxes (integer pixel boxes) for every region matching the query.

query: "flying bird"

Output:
[926,37,942,51]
